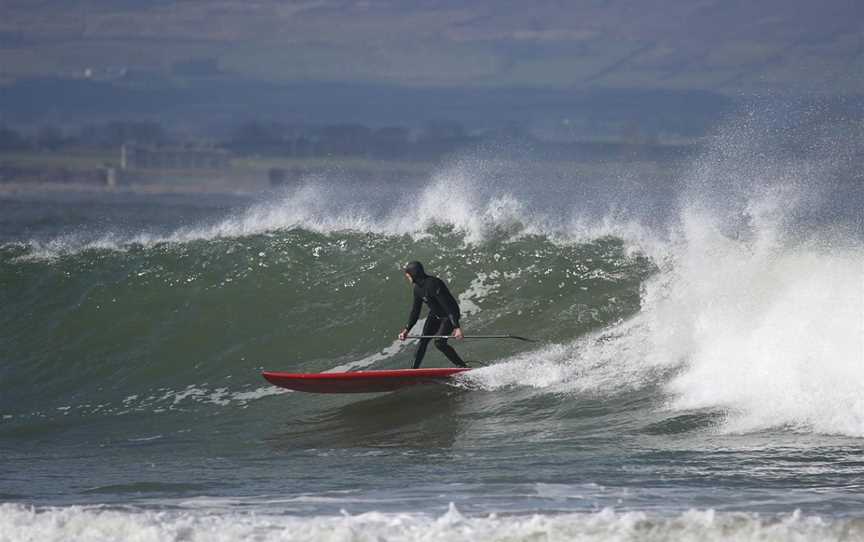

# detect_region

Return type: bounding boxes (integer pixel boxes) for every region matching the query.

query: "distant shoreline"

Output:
[0,181,262,199]
[0,147,692,201]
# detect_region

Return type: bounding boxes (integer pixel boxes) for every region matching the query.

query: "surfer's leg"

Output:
[436,343,467,367]
[412,317,439,369]
[433,320,468,368]
[412,339,431,369]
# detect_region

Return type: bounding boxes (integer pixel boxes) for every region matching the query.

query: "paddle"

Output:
[406,334,536,342]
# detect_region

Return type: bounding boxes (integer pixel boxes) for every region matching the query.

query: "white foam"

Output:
[326,335,415,373]
[1,503,859,542]
[462,312,669,397]
[461,116,864,437]
[67,385,291,418]
[651,214,864,435]
[457,271,501,317]
[474,207,863,437]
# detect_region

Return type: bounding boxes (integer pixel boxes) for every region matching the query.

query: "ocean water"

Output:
[2,113,864,541]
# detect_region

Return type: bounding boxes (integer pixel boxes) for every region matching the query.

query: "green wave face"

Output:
[0,228,654,425]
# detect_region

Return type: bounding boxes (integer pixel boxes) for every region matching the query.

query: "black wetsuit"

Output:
[404,271,467,369]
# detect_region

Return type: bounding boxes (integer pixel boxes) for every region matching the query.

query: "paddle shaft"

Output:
[406,334,535,342]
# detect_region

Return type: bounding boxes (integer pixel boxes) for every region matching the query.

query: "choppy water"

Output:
[2,111,864,541]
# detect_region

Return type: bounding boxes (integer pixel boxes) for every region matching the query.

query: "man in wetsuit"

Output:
[398,261,468,369]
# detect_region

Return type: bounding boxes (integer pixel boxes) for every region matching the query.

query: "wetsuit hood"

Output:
[404,261,427,283]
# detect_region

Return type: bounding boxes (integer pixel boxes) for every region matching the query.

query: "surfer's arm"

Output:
[405,294,423,331]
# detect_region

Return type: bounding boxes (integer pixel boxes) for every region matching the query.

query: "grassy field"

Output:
[233,156,434,176]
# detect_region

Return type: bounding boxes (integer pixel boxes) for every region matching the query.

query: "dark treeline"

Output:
[0,118,701,164]
[224,120,477,161]
[0,120,475,160]
[0,121,167,152]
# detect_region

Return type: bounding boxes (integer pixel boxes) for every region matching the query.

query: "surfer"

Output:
[398,261,468,369]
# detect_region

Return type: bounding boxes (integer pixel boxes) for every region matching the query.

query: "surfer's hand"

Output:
[452,328,464,340]
[398,329,408,341]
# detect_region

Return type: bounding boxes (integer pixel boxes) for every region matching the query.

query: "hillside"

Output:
[1,0,862,93]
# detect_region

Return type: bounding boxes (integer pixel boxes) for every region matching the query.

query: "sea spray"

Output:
[461,107,864,437]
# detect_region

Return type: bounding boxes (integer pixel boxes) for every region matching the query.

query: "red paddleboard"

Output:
[261,368,472,394]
